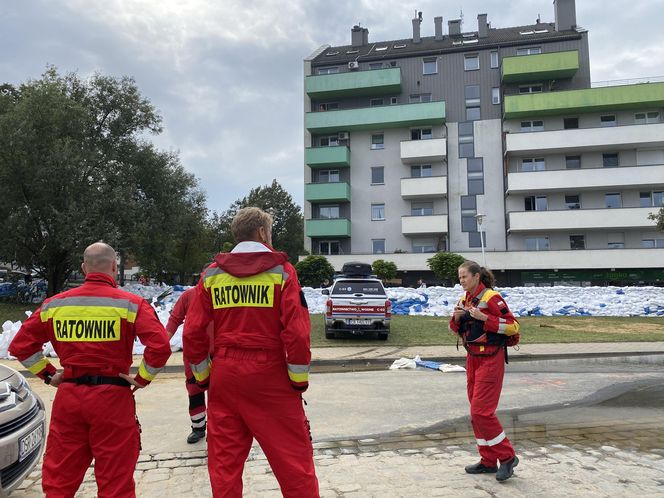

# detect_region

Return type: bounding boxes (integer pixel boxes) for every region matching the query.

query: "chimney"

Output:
[434,16,443,40]
[351,25,369,47]
[477,14,489,38]
[554,0,577,31]
[412,12,422,43]
[448,19,461,36]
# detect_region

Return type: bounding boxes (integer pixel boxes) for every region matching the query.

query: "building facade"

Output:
[303,0,664,286]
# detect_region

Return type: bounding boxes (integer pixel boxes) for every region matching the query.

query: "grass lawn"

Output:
[310,314,664,348]
[0,303,39,324]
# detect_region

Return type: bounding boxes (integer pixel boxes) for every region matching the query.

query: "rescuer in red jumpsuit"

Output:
[184,207,319,497]
[449,260,520,482]
[9,242,172,498]
[165,284,214,443]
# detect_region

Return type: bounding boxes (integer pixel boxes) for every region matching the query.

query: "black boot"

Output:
[187,426,206,444]
[465,461,497,474]
[496,456,519,482]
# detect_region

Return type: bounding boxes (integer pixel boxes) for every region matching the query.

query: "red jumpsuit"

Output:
[9,272,171,498]
[449,283,520,468]
[184,241,319,498]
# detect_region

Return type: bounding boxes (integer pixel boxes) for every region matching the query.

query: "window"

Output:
[517,47,541,55]
[490,51,499,68]
[464,54,479,71]
[525,196,548,211]
[521,158,545,172]
[565,195,580,209]
[607,232,624,249]
[525,236,550,251]
[371,134,384,150]
[458,122,474,159]
[605,193,622,208]
[600,115,616,127]
[371,167,384,184]
[643,239,664,248]
[318,241,340,255]
[462,216,477,232]
[411,164,432,177]
[465,85,481,120]
[390,96,398,105]
[318,170,340,183]
[370,98,384,107]
[519,84,543,94]
[411,128,432,140]
[521,120,544,132]
[461,195,477,214]
[640,191,664,207]
[412,240,436,253]
[570,235,585,250]
[319,205,340,219]
[423,57,437,75]
[565,155,581,169]
[372,239,386,254]
[467,158,484,195]
[371,203,385,220]
[602,153,619,168]
[369,62,383,70]
[466,107,481,121]
[319,135,339,147]
[459,143,474,158]
[318,102,339,112]
[469,231,486,248]
[409,94,432,103]
[563,117,579,129]
[317,67,339,74]
[635,111,660,124]
[411,201,433,216]
[491,87,500,105]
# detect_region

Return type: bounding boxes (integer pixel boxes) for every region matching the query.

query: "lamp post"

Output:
[475,213,486,267]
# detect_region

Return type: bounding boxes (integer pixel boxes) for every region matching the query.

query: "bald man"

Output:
[10,242,172,498]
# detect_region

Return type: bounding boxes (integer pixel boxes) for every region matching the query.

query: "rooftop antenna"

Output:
[536,13,541,24]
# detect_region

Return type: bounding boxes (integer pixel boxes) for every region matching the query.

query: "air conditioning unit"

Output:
[348,61,360,70]
[338,131,349,140]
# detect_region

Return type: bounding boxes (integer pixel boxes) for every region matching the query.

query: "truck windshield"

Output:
[332,281,384,295]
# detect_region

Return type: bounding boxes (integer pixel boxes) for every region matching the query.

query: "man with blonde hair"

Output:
[185,207,319,497]
[10,242,172,497]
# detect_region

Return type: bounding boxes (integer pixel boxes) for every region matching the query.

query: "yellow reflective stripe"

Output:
[191,358,211,382]
[288,370,309,383]
[26,357,51,375]
[192,366,210,382]
[138,361,159,381]
[40,305,136,323]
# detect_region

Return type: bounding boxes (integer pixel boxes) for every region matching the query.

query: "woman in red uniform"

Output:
[449,260,520,482]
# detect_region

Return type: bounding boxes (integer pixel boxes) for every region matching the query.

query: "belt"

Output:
[63,375,131,387]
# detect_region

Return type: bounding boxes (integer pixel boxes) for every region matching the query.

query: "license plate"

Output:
[348,319,371,325]
[19,424,43,461]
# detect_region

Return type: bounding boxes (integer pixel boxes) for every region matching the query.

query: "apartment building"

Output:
[303,0,664,286]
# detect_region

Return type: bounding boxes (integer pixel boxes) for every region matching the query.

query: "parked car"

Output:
[0,365,46,496]
[322,262,392,340]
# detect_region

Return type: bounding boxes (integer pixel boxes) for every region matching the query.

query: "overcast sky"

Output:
[2,0,664,213]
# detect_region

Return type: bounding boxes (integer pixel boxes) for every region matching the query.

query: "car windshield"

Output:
[332,281,385,295]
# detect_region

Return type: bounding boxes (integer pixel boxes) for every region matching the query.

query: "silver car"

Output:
[0,365,46,496]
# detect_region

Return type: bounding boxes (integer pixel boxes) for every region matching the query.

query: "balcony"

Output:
[505,122,664,155]
[401,214,448,236]
[305,182,351,203]
[305,68,401,100]
[502,50,579,84]
[400,138,447,164]
[305,101,446,134]
[305,218,351,238]
[507,164,664,194]
[504,82,664,119]
[508,207,656,232]
[400,176,447,199]
[305,146,350,168]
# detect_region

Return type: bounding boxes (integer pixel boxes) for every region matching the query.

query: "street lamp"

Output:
[475,213,486,267]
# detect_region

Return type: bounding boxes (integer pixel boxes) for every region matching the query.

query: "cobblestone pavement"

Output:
[15,417,664,497]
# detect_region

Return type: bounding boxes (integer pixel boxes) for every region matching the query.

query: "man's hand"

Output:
[118,373,146,393]
[49,372,64,388]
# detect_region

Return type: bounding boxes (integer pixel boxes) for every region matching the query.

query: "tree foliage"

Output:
[213,179,304,263]
[294,255,335,288]
[427,252,466,284]
[649,208,664,232]
[372,259,397,281]
[0,67,209,294]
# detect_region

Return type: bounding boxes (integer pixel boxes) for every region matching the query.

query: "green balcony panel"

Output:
[502,50,579,83]
[305,146,350,168]
[306,68,401,99]
[504,82,664,119]
[306,101,446,134]
[305,182,351,202]
[306,218,351,238]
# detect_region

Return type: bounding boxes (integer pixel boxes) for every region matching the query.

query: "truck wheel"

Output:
[325,327,335,339]
[378,331,388,341]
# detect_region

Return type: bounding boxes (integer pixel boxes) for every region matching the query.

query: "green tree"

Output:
[0,67,207,294]
[294,255,335,288]
[649,209,664,231]
[372,259,397,281]
[427,252,466,285]
[214,180,304,263]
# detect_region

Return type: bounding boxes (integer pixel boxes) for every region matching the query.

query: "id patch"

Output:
[54,317,121,342]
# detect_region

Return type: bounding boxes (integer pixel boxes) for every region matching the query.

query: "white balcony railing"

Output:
[400,138,447,164]
[401,214,448,236]
[400,176,447,199]
[508,207,657,232]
